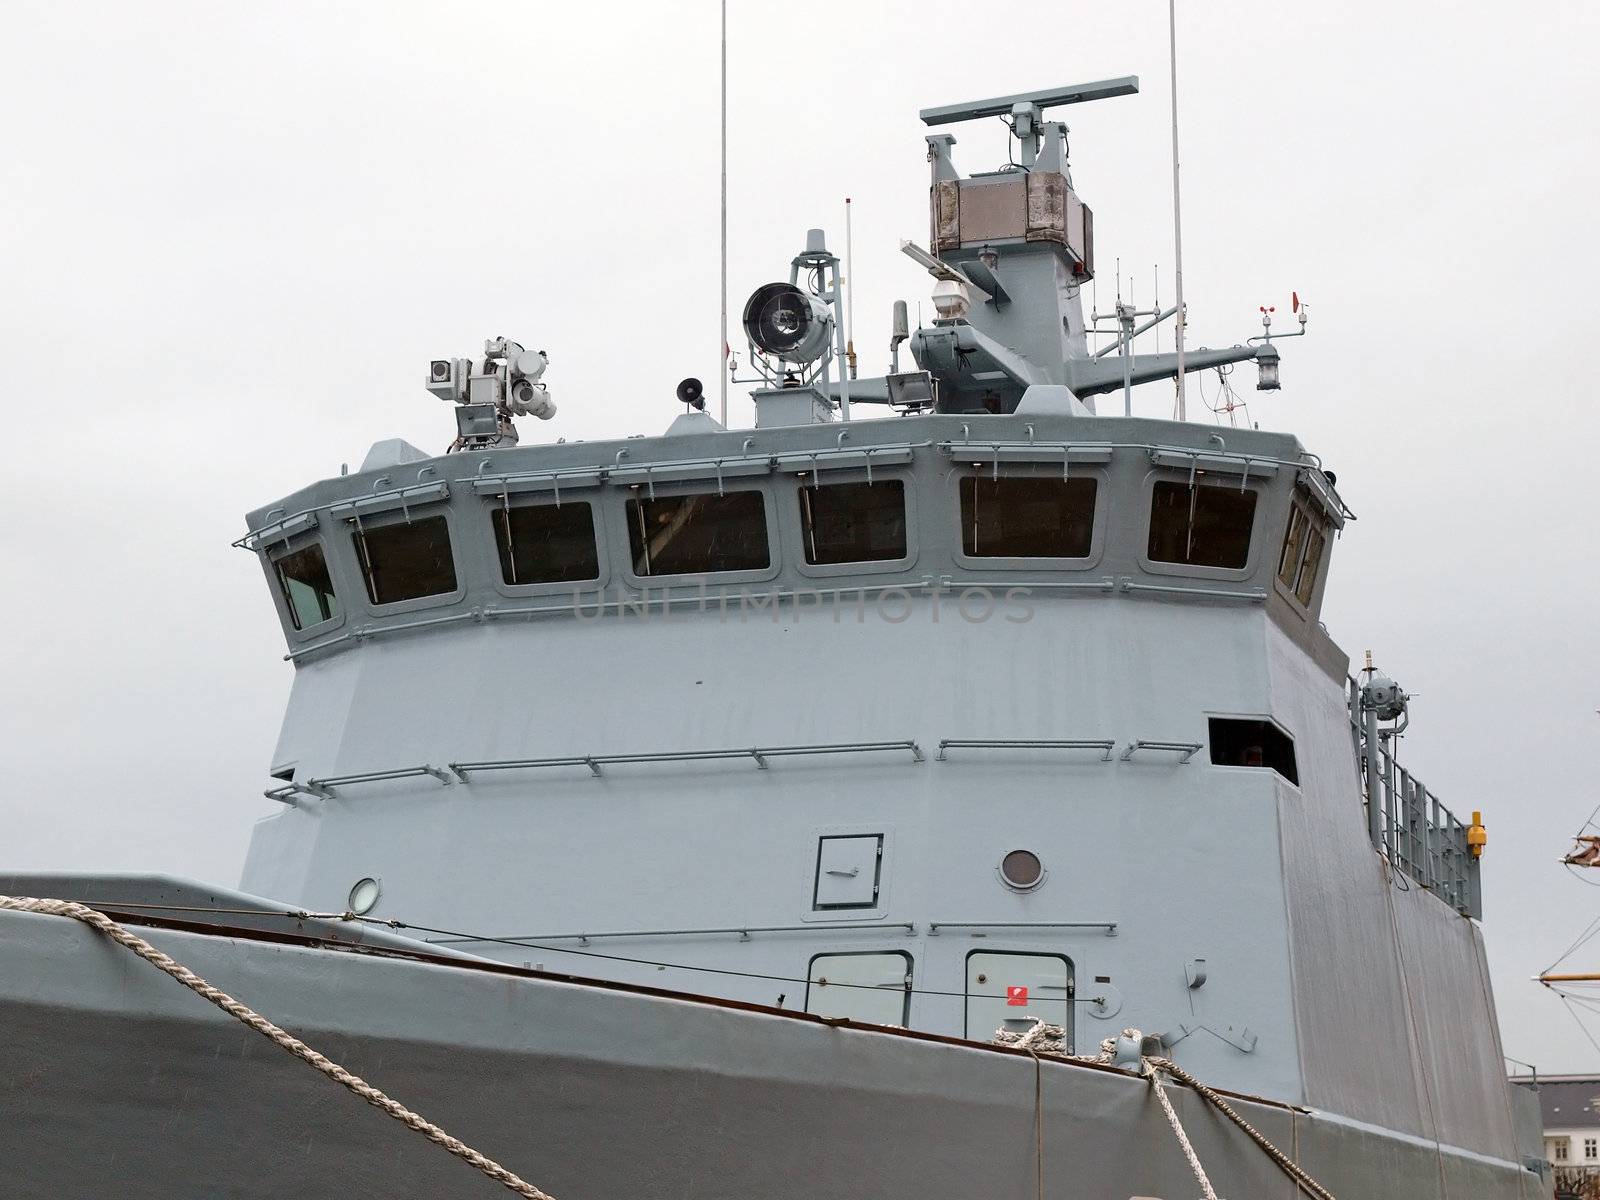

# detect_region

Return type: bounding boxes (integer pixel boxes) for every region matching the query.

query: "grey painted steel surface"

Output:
[0,909,1547,1200]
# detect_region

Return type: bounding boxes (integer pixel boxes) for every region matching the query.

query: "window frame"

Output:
[484,493,611,599]
[950,465,1108,573]
[803,949,913,1027]
[345,506,465,617]
[1272,495,1332,613]
[613,481,782,589]
[1137,469,1264,583]
[785,469,918,580]
[263,533,348,641]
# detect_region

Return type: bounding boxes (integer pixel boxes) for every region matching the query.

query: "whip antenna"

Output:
[1168,0,1187,420]
[845,197,857,379]
[719,0,729,424]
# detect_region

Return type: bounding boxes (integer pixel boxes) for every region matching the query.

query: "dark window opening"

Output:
[273,542,339,631]
[626,490,769,576]
[1148,479,1257,569]
[799,479,907,564]
[352,515,457,605]
[959,475,1097,558]
[1208,717,1298,785]
[492,501,599,585]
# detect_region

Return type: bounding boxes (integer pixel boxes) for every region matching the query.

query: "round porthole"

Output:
[999,850,1044,891]
[347,877,382,915]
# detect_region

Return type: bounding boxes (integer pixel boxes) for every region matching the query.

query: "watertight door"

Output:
[965,951,1074,1046]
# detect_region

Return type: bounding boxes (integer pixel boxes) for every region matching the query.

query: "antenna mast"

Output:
[718,0,729,425]
[845,197,857,380]
[1168,0,1187,421]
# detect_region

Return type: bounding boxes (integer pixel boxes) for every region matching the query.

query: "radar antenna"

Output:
[919,76,1140,166]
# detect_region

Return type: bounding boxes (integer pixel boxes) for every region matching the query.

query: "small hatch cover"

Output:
[813,835,883,910]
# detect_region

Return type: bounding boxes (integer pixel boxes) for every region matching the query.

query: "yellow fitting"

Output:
[1467,810,1487,858]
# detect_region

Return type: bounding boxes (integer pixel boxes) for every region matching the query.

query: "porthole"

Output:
[999,850,1044,891]
[347,877,382,915]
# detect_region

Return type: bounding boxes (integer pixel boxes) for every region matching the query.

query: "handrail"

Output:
[450,740,924,781]
[937,738,1116,762]
[263,764,453,803]
[1120,740,1202,763]
[263,740,926,800]
[425,921,918,947]
[928,921,1119,937]
[1119,579,1267,604]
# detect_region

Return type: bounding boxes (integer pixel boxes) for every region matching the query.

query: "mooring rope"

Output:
[1144,1055,1338,1200]
[0,895,554,1200]
[1143,1057,1220,1200]
[995,1020,1337,1200]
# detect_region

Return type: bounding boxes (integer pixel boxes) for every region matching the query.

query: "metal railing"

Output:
[266,738,925,802]
[1349,678,1481,917]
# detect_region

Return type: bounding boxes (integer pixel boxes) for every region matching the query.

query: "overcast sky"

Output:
[3,0,1598,1072]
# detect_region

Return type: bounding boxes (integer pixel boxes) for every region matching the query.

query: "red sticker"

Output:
[1006,986,1029,1006]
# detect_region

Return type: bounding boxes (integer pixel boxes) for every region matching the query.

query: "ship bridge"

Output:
[233,77,1496,1141]
[237,403,1487,1114]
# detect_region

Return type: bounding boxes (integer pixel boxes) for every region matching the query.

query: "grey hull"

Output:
[0,909,1544,1200]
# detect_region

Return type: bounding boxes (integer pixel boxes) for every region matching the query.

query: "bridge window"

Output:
[960,475,1097,558]
[492,500,600,585]
[352,515,457,605]
[1208,717,1298,785]
[799,479,907,564]
[1277,500,1328,606]
[805,951,911,1026]
[1148,479,1256,569]
[1295,525,1326,605]
[1277,505,1309,586]
[627,489,769,576]
[273,543,339,630]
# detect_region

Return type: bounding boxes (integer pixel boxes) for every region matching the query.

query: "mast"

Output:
[1168,0,1187,421]
[718,0,729,425]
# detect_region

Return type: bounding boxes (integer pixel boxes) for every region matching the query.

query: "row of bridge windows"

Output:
[271,473,1326,632]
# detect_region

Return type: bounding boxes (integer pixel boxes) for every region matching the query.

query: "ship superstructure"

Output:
[0,77,1550,1200]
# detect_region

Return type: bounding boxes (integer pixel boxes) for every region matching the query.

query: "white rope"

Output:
[0,895,555,1200]
[1146,1056,1338,1200]
[993,1020,1338,1200]
[1143,1058,1220,1200]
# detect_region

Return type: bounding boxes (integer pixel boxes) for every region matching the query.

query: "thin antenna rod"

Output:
[718,0,729,425]
[1168,0,1188,421]
[845,197,857,380]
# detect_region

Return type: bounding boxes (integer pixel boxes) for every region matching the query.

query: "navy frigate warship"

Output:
[0,76,1551,1199]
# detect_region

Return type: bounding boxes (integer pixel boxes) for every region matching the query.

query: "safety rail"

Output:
[450,740,924,781]
[425,922,918,947]
[265,734,1227,802]
[265,739,925,802]
[927,921,1118,937]
[1348,678,1481,917]
[936,738,1116,762]
[1120,740,1203,763]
